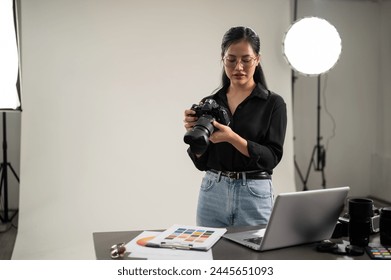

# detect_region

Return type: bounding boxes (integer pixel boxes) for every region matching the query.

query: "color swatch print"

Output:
[164,227,215,244]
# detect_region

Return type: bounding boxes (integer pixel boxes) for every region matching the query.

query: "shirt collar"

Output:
[251,83,270,100]
[216,82,270,100]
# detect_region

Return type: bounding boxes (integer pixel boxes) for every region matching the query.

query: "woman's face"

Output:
[223,40,260,87]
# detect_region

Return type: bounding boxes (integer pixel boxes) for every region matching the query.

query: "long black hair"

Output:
[220,26,268,90]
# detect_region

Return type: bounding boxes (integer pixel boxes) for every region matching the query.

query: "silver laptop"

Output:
[223,186,350,251]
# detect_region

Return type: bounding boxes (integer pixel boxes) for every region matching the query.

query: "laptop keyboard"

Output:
[244,237,263,245]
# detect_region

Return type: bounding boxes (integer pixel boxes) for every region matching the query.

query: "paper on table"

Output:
[146,224,227,251]
[125,231,213,260]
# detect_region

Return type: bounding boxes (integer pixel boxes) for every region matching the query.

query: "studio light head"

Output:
[283,17,342,76]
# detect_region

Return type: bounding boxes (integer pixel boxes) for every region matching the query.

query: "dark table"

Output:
[93,225,380,260]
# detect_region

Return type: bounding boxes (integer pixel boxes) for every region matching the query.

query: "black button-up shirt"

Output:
[187,83,287,175]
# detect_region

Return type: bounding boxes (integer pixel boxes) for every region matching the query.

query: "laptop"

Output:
[223,186,350,251]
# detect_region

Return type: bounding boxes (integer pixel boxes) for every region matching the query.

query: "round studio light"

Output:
[283,17,342,76]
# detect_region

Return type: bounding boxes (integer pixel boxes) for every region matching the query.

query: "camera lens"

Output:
[380,207,391,246]
[184,115,215,154]
[348,198,373,247]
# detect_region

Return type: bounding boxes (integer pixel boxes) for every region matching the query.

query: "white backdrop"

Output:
[292,0,391,202]
[13,0,294,259]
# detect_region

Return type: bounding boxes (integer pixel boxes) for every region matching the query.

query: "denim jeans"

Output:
[196,171,274,227]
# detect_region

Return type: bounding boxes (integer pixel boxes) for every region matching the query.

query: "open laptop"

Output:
[223,186,350,251]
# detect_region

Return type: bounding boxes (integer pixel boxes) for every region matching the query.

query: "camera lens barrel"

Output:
[184,115,215,154]
[380,207,391,246]
[348,198,373,247]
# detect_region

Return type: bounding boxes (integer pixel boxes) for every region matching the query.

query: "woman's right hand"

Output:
[183,109,198,131]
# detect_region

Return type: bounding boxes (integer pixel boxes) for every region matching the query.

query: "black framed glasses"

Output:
[222,55,258,69]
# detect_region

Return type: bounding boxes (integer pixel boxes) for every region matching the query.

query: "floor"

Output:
[0,212,18,260]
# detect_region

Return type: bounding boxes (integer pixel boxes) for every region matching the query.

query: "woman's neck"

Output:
[228,80,256,96]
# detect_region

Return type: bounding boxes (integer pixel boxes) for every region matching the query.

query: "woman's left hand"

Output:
[210,120,250,157]
[209,121,234,144]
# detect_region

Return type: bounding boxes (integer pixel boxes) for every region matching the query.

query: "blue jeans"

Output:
[196,171,274,227]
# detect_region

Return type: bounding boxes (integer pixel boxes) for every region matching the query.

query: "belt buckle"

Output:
[226,171,240,179]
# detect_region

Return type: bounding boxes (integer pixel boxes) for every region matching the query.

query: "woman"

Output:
[184,26,287,227]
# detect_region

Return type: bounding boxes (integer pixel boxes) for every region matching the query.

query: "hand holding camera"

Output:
[184,109,198,131]
[183,99,230,154]
[208,120,234,144]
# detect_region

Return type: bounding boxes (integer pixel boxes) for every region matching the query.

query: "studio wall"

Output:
[370,0,391,202]
[12,0,293,259]
[293,0,391,202]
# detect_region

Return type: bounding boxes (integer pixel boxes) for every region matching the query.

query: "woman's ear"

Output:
[257,54,261,64]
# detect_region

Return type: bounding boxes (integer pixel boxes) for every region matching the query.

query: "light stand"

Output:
[283,16,341,191]
[0,0,22,232]
[0,112,20,231]
[294,75,326,190]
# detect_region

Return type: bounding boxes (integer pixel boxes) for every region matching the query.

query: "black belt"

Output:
[209,169,271,180]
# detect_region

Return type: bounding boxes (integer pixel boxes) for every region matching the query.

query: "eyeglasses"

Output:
[222,55,258,69]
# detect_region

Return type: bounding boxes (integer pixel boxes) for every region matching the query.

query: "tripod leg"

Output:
[301,146,317,191]
[0,165,5,223]
[0,163,4,197]
[7,163,19,182]
[0,165,18,223]
[294,156,306,189]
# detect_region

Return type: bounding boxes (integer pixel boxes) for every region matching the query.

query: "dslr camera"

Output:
[184,99,230,154]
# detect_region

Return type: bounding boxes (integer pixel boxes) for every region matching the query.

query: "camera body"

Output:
[184,99,230,154]
[190,99,231,126]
